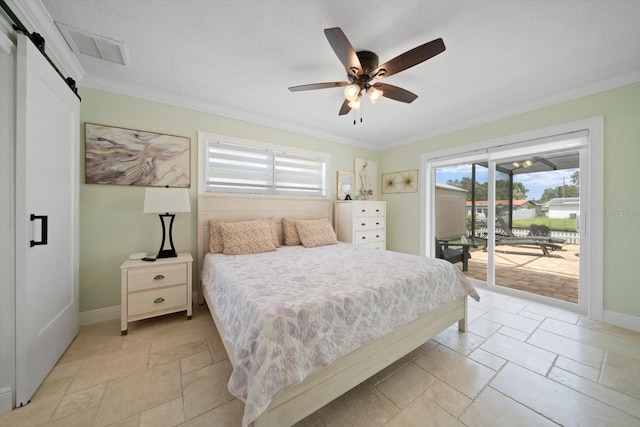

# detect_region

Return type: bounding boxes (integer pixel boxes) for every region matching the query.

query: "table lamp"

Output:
[143,187,190,258]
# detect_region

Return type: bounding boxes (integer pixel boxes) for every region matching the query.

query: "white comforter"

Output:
[201,243,479,426]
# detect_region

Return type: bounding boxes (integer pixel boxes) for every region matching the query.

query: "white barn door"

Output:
[15,34,79,406]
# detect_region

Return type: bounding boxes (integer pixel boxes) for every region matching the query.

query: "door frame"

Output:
[0,21,16,414]
[420,117,603,320]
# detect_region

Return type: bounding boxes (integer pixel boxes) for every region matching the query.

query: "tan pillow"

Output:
[209,218,279,253]
[282,217,301,246]
[219,220,277,255]
[209,220,225,253]
[295,218,338,248]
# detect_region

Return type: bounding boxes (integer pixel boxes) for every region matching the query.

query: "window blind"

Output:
[205,140,326,196]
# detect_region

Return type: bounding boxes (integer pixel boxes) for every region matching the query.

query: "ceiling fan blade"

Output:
[288,81,349,92]
[371,38,445,79]
[373,83,418,103]
[338,99,351,115]
[324,27,362,76]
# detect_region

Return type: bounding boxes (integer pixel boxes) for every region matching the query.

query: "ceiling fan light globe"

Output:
[366,86,383,104]
[344,84,360,101]
[348,97,361,110]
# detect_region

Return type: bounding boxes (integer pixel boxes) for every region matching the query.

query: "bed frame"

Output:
[197,193,468,426]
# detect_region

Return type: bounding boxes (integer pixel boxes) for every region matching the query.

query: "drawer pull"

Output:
[376,235,380,238]
[154,274,165,280]
[376,222,380,225]
[361,223,366,226]
[361,209,366,213]
[154,297,165,304]
[361,236,366,239]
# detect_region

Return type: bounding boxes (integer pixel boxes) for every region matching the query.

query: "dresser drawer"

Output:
[128,285,187,317]
[355,229,385,245]
[360,241,386,250]
[354,217,384,232]
[128,263,187,292]
[353,202,385,218]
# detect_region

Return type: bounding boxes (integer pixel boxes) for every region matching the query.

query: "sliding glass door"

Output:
[426,130,590,311]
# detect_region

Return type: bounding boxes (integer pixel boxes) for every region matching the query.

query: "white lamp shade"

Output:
[143,187,190,213]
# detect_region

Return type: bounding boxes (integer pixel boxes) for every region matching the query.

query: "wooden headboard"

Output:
[197,193,332,298]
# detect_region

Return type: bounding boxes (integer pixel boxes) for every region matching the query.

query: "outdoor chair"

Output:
[493,217,564,255]
[435,238,471,271]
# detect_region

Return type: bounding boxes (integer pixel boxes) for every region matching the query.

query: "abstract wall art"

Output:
[382,169,418,194]
[85,123,190,187]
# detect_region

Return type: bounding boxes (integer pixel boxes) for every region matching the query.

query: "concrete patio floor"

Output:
[461,243,579,304]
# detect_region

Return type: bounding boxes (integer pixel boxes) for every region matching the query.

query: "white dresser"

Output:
[335,201,386,249]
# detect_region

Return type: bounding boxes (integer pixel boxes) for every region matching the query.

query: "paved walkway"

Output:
[462,244,579,303]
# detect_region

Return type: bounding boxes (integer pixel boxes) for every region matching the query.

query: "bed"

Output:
[197,194,479,427]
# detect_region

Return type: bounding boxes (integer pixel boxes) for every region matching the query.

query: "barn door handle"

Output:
[30,214,48,247]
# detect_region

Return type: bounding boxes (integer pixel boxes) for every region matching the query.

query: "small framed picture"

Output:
[337,170,354,200]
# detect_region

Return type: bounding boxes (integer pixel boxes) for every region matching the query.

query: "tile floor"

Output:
[2,288,639,426]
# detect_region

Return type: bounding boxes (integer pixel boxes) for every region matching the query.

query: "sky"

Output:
[435,164,578,200]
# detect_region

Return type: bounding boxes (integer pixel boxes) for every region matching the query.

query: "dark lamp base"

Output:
[156,249,178,258]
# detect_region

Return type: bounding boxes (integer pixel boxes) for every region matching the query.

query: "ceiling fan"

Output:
[288,27,446,117]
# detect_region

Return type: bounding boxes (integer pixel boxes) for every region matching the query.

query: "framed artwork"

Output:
[382,169,419,194]
[354,158,377,200]
[337,170,354,200]
[85,123,190,187]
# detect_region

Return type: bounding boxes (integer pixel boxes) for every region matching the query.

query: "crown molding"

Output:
[79,73,377,150]
[379,68,640,151]
[13,0,84,81]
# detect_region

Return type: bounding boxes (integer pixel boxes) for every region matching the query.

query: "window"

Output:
[201,134,328,196]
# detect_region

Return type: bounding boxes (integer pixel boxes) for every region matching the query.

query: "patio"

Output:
[461,243,579,304]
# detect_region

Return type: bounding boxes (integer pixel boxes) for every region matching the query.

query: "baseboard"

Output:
[79,292,200,326]
[0,386,12,414]
[603,309,640,332]
[79,305,120,326]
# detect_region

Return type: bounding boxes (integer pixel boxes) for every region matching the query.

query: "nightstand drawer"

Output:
[128,263,187,292]
[355,229,385,244]
[128,285,187,317]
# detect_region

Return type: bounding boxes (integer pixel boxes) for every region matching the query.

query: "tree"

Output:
[539,183,579,203]
[446,178,528,201]
[571,170,579,186]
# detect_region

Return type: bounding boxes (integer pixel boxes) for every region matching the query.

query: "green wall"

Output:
[79,88,379,313]
[80,83,639,320]
[380,82,640,318]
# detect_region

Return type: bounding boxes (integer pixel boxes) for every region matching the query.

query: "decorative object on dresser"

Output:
[120,253,193,335]
[335,200,386,249]
[382,169,418,193]
[354,158,377,200]
[336,170,354,200]
[143,187,191,258]
[85,123,190,187]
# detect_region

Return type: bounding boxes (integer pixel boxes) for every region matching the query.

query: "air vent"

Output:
[56,22,127,66]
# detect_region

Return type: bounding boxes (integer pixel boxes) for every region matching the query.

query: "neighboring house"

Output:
[546,197,580,219]
[466,199,539,218]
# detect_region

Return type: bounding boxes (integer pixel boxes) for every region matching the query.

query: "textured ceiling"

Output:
[18,0,640,150]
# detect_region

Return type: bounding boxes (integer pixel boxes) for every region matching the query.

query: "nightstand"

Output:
[120,252,193,335]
